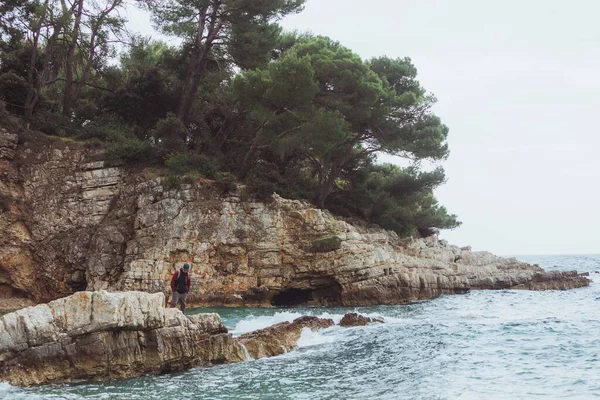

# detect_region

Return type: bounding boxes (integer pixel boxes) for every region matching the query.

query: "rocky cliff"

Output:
[0,291,335,386]
[0,128,590,313]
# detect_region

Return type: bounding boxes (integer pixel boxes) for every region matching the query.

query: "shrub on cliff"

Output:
[104,137,162,166]
[244,164,281,201]
[166,152,218,179]
[151,113,188,154]
[0,101,23,131]
[79,117,134,143]
[327,163,461,238]
[312,236,342,253]
[214,172,237,194]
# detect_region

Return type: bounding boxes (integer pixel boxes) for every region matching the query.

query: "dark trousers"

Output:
[170,291,188,313]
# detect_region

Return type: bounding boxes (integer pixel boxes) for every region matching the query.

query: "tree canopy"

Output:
[0,1,460,238]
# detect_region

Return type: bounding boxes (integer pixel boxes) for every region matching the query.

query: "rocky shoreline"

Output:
[0,128,590,314]
[0,291,344,386]
[0,128,593,387]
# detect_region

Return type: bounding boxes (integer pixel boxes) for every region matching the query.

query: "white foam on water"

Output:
[297,326,339,349]
[230,309,395,336]
[0,383,13,397]
[589,272,600,283]
[230,311,305,335]
[238,343,253,361]
[229,307,408,337]
[0,382,40,400]
[311,311,345,324]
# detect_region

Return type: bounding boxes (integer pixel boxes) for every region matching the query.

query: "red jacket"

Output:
[171,269,191,293]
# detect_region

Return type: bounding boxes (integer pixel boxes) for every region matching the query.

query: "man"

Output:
[170,263,192,313]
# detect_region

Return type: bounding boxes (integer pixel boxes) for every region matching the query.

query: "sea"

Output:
[1,254,599,400]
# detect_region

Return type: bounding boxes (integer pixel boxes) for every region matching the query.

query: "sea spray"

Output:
[239,343,253,361]
[230,309,389,336]
[230,311,305,335]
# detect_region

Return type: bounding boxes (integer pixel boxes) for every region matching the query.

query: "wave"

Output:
[297,326,338,348]
[0,382,30,400]
[229,309,395,336]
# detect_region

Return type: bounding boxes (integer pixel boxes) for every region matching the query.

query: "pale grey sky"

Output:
[126,0,600,255]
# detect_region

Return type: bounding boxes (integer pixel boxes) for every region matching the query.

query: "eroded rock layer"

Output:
[0,291,334,386]
[0,128,590,312]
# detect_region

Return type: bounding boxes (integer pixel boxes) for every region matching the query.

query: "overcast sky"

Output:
[127,0,600,255]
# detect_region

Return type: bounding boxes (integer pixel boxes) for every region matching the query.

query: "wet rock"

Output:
[338,312,384,327]
[508,271,592,291]
[0,291,247,386]
[0,291,336,386]
[238,316,334,359]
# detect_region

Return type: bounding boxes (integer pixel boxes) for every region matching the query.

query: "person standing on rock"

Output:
[170,263,192,313]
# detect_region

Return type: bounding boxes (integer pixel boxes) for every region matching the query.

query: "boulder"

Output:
[238,316,335,359]
[338,312,384,327]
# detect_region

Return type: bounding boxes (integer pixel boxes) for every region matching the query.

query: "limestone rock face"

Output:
[338,313,384,327]
[0,129,591,312]
[238,316,335,359]
[0,291,337,386]
[0,128,18,160]
[0,292,241,386]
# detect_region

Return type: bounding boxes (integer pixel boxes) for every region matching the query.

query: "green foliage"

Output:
[244,164,281,201]
[228,21,282,70]
[79,117,133,142]
[151,113,188,153]
[0,0,460,240]
[0,0,34,48]
[0,101,21,130]
[312,236,342,253]
[104,136,162,166]
[165,153,190,176]
[147,0,305,123]
[233,36,450,209]
[327,162,461,238]
[213,172,237,194]
[104,38,182,136]
[165,152,219,179]
[194,155,218,179]
[0,71,27,112]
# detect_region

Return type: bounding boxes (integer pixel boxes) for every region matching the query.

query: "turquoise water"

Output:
[2,255,599,399]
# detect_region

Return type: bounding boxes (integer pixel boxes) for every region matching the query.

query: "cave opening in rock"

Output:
[271,281,343,307]
[271,288,311,307]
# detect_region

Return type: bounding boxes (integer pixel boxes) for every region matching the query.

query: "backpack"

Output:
[175,270,189,294]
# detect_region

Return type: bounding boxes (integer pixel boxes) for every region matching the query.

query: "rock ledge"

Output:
[0,291,334,386]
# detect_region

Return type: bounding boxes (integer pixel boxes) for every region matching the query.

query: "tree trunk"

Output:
[23,0,50,121]
[176,1,224,125]
[176,52,206,124]
[62,0,84,118]
[73,28,97,107]
[24,41,39,121]
[72,0,123,108]
[314,167,339,209]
